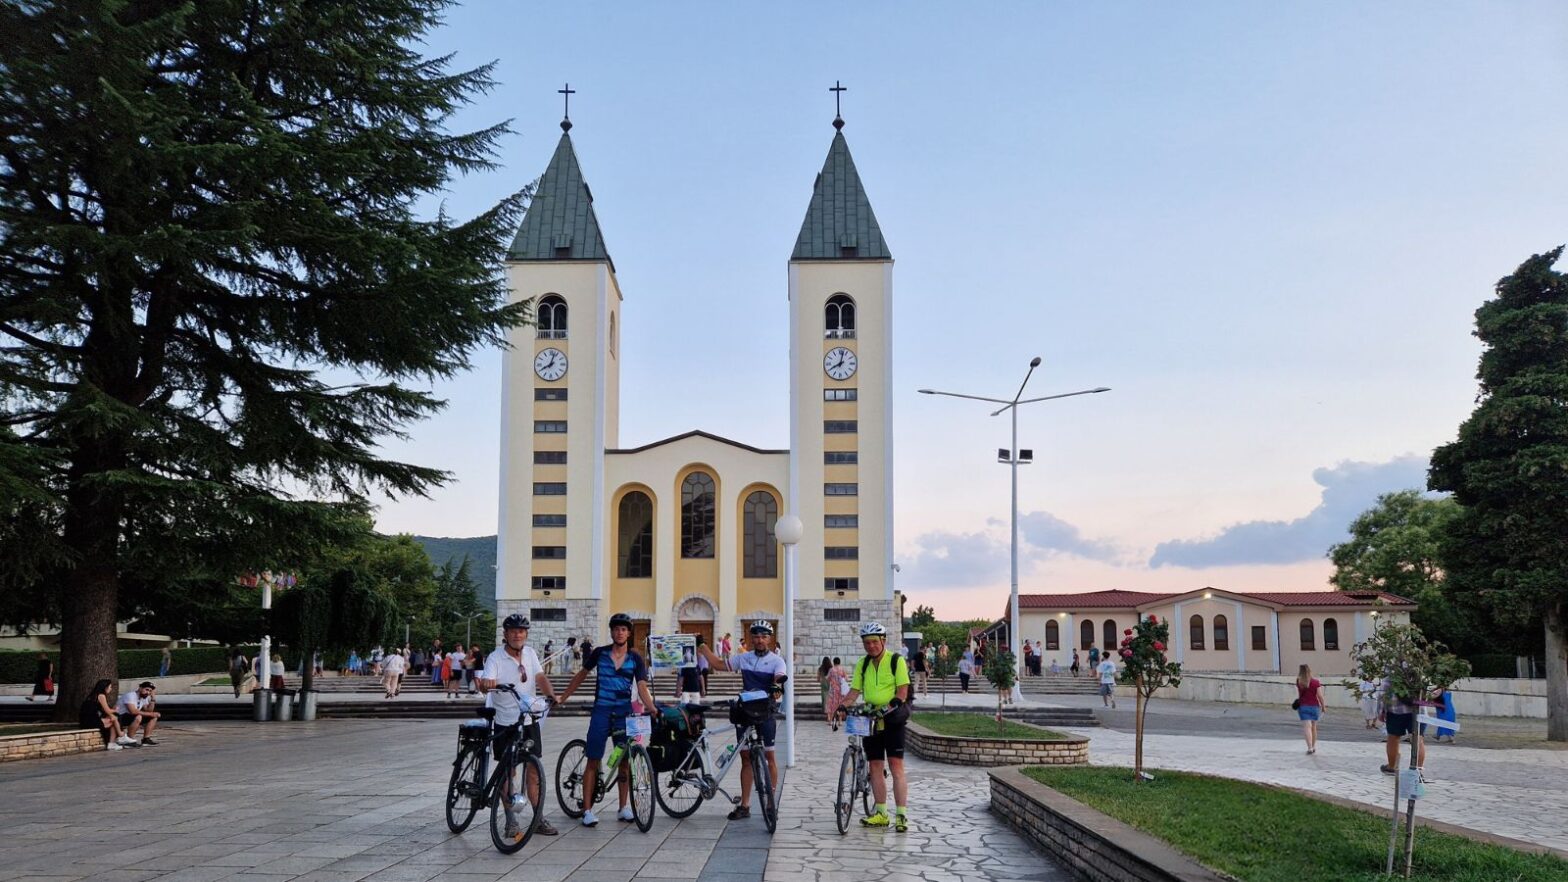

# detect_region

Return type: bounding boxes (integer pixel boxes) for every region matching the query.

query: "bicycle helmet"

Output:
[748,620,775,636]
[502,613,530,630]
[608,612,634,630]
[859,621,888,638]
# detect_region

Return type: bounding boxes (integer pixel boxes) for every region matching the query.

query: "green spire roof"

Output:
[508,133,613,267]
[791,131,891,261]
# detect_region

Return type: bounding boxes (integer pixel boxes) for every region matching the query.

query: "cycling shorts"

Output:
[738,716,778,749]
[584,708,628,760]
[863,717,906,761]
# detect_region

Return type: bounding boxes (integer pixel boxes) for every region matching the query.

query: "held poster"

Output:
[649,634,697,676]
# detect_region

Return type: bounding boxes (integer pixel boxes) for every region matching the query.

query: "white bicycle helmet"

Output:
[749,620,775,636]
[859,621,888,638]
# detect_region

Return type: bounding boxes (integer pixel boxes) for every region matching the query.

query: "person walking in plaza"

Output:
[1097,649,1118,709]
[817,657,833,711]
[958,650,974,693]
[478,614,561,841]
[269,652,287,693]
[1358,676,1381,729]
[158,646,172,678]
[381,649,406,698]
[466,646,482,694]
[1380,676,1428,780]
[28,652,53,702]
[444,643,464,699]
[1070,649,1081,678]
[80,678,134,749]
[698,622,789,821]
[719,632,732,665]
[228,649,250,698]
[557,613,658,827]
[911,644,929,697]
[1426,688,1458,743]
[826,657,849,730]
[543,639,555,674]
[1295,664,1324,755]
[834,621,913,832]
[1088,642,1100,670]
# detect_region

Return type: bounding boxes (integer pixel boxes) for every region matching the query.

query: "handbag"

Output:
[43,676,53,694]
[1291,698,1301,711]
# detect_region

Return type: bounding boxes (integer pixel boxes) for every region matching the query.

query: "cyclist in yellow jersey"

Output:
[834,621,911,831]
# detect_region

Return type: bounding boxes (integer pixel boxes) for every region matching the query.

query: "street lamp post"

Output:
[455,611,485,648]
[775,514,804,768]
[920,358,1109,703]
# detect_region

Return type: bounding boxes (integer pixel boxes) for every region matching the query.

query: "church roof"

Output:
[791,131,891,261]
[606,429,787,456]
[508,132,613,268]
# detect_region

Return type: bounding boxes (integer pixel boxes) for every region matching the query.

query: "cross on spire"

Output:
[830,80,847,130]
[558,83,576,132]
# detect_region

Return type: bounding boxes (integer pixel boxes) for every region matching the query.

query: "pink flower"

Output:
[1121,649,1133,658]
[1147,615,1157,623]
[1124,629,1133,636]
[1153,641,1165,651]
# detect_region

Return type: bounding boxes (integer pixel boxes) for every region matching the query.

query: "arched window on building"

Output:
[537,294,567,339]
[1300,619,1316,651]
[1080,620,1095,650]
[1103,619,1118,652]
[1189,615,1206,650]
[1045,619,1060,651]
[1213,614,1229,651]
[742,490,778,578]
[680,472,716,558]
[1323,618,1339,651]
[617,491,653,578]
[825,293,856,339]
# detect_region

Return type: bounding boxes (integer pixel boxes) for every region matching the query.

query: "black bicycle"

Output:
[554,714,656,832]
[445,685,549,854]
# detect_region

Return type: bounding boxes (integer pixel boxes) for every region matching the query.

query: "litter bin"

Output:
[273,690,294,722]
[252,688,272,722]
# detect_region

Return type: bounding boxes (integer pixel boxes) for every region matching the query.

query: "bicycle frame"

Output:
[670,709,770,804]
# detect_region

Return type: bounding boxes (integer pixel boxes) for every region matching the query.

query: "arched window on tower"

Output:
[743,491,778,578]
[825,293,856,339]
[537,294,568,339]
[1189,615,1206,650]
[1214,614,1229,651]
[1080,620,1095,650]
[617,491,653,578]
[681,472,716,559]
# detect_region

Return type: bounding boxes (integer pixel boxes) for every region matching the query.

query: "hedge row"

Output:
[0,645,264,684]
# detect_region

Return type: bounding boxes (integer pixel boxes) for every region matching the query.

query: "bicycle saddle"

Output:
[476,707,497,721]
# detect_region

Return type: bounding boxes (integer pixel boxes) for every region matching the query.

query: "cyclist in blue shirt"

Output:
[697,621,787,821]
[557,612,657,827]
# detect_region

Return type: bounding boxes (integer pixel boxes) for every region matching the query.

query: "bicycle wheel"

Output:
[488,753,541,854]
[751,744,777,834]
[445,746,484,833]
[627,744,656,833]
[834,748,856,834]
[859,754,874,817]
[655,745,707,819]
[554,739,589,819]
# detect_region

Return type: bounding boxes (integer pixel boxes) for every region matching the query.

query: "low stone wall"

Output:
[989,766,1229,882]
[1168,673,1547,718]
[0,729,103,763]
[907,720,1087,767]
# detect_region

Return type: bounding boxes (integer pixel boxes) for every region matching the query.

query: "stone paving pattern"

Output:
[0,718,1068,882]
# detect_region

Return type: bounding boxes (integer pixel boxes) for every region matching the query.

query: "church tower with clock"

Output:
[496,101,898,671]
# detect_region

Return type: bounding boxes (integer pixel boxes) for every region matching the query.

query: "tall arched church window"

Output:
[537,294,568,339]
[1214,614,1229,651]
[1323,618,1339,651]
[1103,619,1117,651]
[743,491,779,578]
[680,472,716,558]
[617,491,653,578]
[1045,620,1059,651]
[1189,615,1206,650]
[825,293,856,339]
[1300,619,1316,651]
[1080,620,1095,650]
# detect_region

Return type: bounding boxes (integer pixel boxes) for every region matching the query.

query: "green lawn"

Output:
[1024,766,1567,882]
[912,712,1068,740]
[196,676,232,686]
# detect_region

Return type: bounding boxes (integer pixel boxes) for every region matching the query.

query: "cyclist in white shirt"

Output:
[696,621,787,821]
[479,614,561,840]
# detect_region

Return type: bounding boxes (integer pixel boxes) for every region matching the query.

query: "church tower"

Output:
[496,119,620,648]
[788,115,900,665]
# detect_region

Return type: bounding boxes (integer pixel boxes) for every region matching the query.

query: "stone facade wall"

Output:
[988,766,1230,882]
[907,722,1087,767]
[1,729,103,763]
[498,598,601,665]
[791,598,901,677]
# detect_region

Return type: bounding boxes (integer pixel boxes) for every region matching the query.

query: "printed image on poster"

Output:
[649,634,697,677]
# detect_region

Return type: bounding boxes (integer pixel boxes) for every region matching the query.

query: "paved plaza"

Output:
[0,717,1068,882]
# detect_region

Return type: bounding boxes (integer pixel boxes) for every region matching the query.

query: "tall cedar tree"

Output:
[0,1,528,721]
[1428,248,1568,741]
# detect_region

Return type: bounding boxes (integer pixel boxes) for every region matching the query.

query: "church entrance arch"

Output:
[675,595,716,649]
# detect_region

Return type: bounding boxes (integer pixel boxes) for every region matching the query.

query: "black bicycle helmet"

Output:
[502,613,530,630]
[608,612,634,630]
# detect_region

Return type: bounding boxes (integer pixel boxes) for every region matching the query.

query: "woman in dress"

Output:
[79,678,129,749]
[28,652,53,702]
[826,657,850,730]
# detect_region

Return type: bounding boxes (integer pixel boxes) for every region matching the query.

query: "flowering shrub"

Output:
[1116,615,1183,782]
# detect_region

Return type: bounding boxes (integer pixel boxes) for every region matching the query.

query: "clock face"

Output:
[533,348,568,381]
[824,347,858,381]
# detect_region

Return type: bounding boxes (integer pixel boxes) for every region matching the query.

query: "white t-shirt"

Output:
[1097,659,1118,684]
[115,691,146,714]
[482,645,543,726]
[449,650,467,671]
[383,654,406,675]
[729,650,789,693]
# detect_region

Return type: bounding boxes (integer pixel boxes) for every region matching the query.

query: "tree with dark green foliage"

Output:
[431,555,493,646]
[0,1,529,721]
[272,567,395,694]
[907,604,936,630]
[1428,247,1568,741]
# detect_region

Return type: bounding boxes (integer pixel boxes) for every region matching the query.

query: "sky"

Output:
[369,2,1568,620]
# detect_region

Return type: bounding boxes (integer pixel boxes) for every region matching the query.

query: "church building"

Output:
[495,108,901,671]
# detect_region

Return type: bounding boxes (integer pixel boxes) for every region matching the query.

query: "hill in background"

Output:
[412,534,498,610]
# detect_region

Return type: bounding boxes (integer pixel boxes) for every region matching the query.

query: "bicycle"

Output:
[653,692,785,833]
[833,705,884,834]
[444,685,549,854]
[553,713,657,832]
